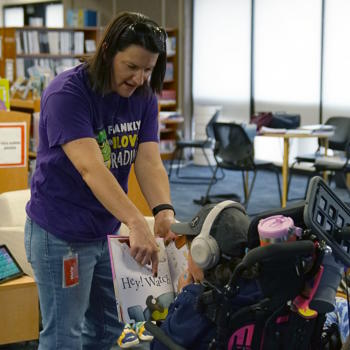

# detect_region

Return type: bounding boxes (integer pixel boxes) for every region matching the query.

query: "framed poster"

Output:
[0,122,26,167]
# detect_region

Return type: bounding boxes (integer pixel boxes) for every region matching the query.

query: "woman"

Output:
[25,12,176,349]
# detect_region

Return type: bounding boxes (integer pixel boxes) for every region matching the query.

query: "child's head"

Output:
[171,200,250,285]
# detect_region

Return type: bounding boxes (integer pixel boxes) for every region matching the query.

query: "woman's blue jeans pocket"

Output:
[24,216,33,263]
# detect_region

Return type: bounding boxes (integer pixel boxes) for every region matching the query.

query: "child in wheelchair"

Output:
[149,177,350,350]
[150,200,263,350]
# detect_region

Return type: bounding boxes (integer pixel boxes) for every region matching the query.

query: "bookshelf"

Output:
[2,26,179,161]
[159,116,184,160]
[0,26,102,82]
[158,28,178,112]
[158,28,180,160]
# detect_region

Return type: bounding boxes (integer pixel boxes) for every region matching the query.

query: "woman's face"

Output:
[111,44,159,97]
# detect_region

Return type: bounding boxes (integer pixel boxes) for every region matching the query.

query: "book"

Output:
[108,235,188,324]
[298,124,335,137]
[0,79,10,111]
[164,62,174,82]
[260,126,286,134]
[67,9,97,27]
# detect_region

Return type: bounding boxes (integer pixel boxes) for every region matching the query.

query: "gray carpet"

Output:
[168,162,350,221]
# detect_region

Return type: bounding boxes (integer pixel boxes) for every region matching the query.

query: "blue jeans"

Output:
[24,217,124,350]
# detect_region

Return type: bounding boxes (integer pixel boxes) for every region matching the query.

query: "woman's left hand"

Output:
[153,209,177,243]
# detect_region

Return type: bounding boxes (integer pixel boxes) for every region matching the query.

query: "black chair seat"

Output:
[288,117,350,200]
[176,139,211,148]
[294,154,318,163]
[216,159,274,172]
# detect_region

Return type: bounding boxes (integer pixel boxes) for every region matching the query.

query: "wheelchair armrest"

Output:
[229,241,315,286]
[243,241,315,266]
[145,320,187,350]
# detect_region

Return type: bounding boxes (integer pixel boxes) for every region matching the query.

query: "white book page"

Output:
[108,236,175,324]
[165,240,189,292]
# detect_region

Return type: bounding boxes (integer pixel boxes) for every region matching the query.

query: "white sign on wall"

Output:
[0,122,26,167]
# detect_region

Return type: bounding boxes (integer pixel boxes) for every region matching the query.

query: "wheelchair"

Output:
[146,176,350,350]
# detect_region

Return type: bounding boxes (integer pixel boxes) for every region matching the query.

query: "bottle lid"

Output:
[258,215,295,239]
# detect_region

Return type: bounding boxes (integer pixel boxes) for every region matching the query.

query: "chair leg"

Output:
[168,146,180,178]
[241,171,249,203]
[287,169,293,202]
[204,166,219,200]
[275,170,282,206]
[243,170,257,208]
[175,147,185,177]
[202,147,225,181]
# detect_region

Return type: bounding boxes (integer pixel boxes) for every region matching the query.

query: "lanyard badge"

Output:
[62,250,79,288]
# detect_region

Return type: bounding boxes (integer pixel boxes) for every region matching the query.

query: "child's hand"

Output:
[177,270,193,292]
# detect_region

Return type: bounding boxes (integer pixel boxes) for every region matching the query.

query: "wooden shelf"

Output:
[17,53,88,59]
[160,152,175,161]
[0,26,102,83]
[0,276,39,344]
[159,117,183,160]
[10,98,40,112]
[10,26,100,32]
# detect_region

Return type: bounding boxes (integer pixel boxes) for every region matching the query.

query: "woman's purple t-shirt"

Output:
[26,64,159,242]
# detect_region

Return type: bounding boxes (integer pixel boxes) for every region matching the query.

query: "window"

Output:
[254,0,322,125]
[193,0,251,121]
[323,0,350,120]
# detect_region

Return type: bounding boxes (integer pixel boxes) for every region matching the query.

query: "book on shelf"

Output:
[159,111,182,121]
[164,62,174,82]
[16,29,86,56]
[159,140,176,154]
[66,9,97,27]
[85,39,96,53]
[108,235,188,324]
[157,89,176,107]
[166,36,176,57]
[0,79,10,111]
[16,57,79,80]
[73,32,85,55]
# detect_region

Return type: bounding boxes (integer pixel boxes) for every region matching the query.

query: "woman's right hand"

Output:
[128,216,159,276]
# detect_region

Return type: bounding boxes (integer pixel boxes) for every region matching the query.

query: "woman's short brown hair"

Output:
[85,12,167,95]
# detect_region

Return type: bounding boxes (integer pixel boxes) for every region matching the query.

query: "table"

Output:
[0,275,39,344]
[261,132,329,207]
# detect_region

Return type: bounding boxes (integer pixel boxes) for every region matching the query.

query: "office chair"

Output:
[311,140,350,196]
[288,116,350,199]
[168,109,224,184]
[198,122,282,209]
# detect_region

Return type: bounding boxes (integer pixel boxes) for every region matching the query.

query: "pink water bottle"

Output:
[258,215,302,246]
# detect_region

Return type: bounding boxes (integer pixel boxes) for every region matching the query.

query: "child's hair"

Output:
[204,257,257,287]
[185,235,256,288]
